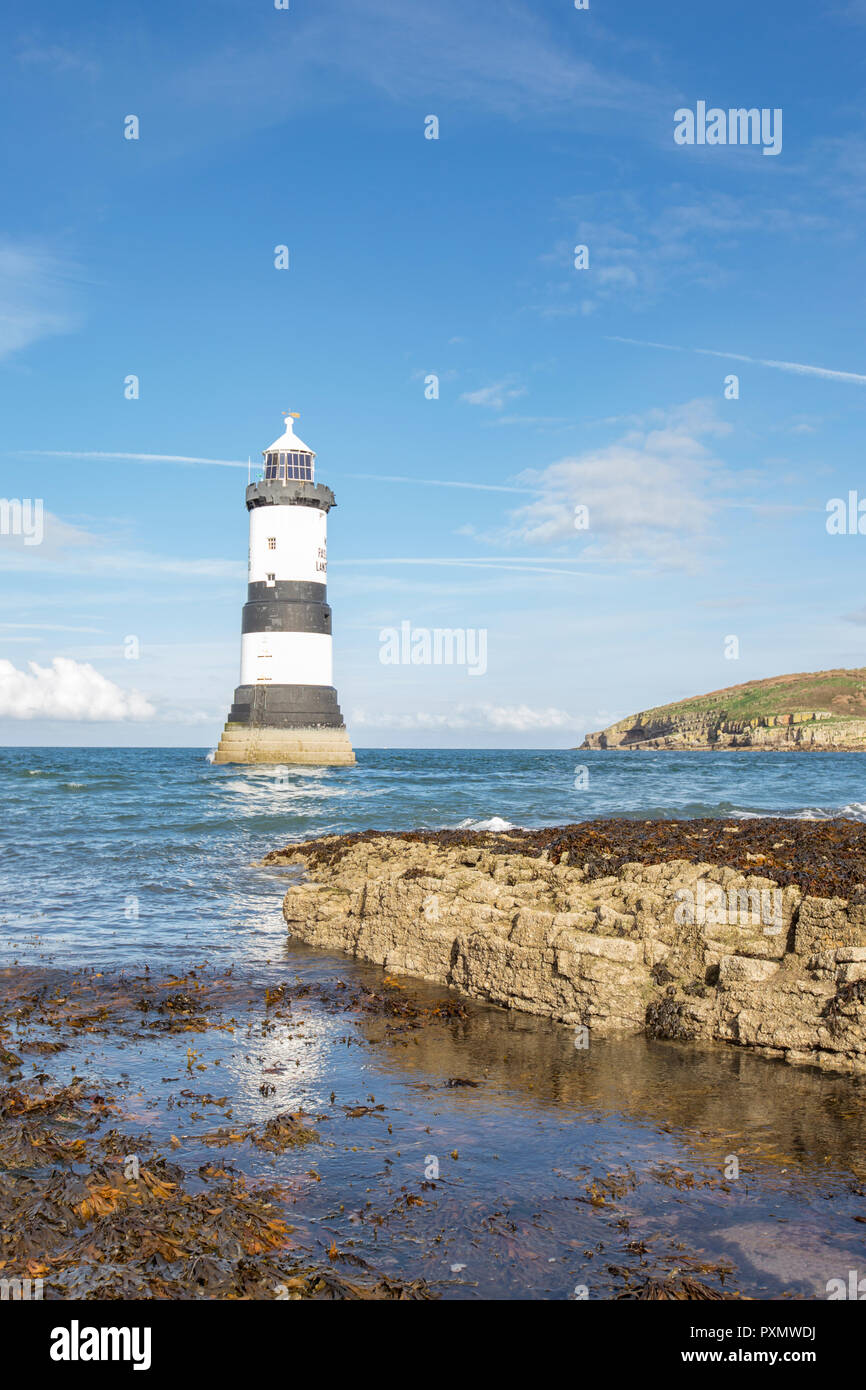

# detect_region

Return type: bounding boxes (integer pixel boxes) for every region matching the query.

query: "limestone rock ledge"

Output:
[265,830,866,1074]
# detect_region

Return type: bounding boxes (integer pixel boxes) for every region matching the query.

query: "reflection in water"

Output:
[354,990,866,1182]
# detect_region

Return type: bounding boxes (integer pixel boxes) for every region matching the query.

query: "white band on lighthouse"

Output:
[213,413,355,767]
[240,631,333,687]
[248,505,327,587]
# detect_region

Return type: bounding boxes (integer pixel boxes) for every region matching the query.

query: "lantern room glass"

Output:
[263,450,314,482]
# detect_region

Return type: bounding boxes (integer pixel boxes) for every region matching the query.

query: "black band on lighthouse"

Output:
[241,600,332,635]
[247,580,327,604]
[228,683,346,729]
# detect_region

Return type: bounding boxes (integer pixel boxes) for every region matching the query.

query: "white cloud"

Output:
[501,400,731,569]
[0,657,155,721]
[351,703,575,731]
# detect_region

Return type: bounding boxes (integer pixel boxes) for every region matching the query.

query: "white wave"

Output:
[733,802,866,823]
[455,815,517,832]
[205,750,216,764]
[221,781,352,799]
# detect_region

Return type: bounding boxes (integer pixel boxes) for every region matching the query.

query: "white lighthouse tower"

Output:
[213,413,355,766]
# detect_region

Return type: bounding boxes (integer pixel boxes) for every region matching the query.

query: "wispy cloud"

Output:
[351,702,576,732]
[0,243,81,360]
[173,0,661,139]
[460,380,527,410]
[535,190,834,317]
[0,509,242,581]
[348,473,538,495]
[486,415,570,429]
[15,41,100,77]
[0,623,103,634]
[608,336,866,386]
[335,557,600,578]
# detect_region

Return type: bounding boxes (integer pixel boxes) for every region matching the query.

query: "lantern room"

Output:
[262,412,315,482]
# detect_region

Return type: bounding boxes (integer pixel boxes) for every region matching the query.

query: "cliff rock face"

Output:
[269,833,866,1074]
[581,713,866,751]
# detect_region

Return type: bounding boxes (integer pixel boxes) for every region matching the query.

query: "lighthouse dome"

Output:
[263,414,316,482]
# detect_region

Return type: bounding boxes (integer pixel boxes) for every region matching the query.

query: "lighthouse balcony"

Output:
[246,479,336,513]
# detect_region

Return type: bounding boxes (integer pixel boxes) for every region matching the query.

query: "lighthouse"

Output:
[213,413,355,766]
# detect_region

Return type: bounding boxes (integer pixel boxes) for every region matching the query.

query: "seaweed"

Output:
[266,816,866,900]
[645,989,697,1042]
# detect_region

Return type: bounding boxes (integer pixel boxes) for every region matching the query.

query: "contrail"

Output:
[333,557,599,578]
[17,457,539,489]
[19,450,248,468]
[348,473,539,494]
[607,336,866,385]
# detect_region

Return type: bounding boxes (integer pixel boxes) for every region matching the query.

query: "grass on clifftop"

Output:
[635,668,866,725]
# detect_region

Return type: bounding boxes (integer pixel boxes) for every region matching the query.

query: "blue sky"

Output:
[2,0,866,747]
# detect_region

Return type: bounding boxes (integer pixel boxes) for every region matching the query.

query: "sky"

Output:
[1,0,866,748]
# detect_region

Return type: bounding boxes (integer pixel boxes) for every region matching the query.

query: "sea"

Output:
[3,746,866,970]
[2,746,865,1298]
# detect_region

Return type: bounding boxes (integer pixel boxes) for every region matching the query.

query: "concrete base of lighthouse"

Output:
[212,683,355,767]
[213,723,355,766]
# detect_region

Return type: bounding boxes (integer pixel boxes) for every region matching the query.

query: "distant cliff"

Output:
[581,668,866,751]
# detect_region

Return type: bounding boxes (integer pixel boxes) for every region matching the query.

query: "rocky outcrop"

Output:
[581,666,866,749]
[266,827,866,1074]
[581,712,866,751]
